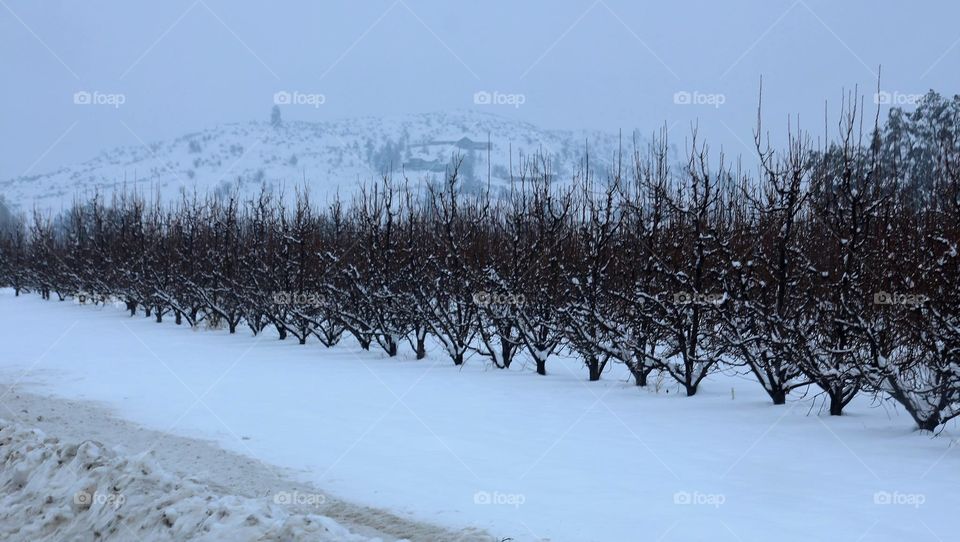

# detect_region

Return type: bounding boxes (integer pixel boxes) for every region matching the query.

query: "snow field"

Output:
[0,291,957,541]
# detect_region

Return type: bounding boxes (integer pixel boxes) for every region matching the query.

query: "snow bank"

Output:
[0,419,381,542]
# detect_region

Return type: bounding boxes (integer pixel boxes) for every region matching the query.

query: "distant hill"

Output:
[1,110,641,212]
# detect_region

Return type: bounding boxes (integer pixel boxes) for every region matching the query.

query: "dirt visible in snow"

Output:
[0,383,495,542]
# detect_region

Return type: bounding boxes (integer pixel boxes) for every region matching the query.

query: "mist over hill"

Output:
[1,110,641,212]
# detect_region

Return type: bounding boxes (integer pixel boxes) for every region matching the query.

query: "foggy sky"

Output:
[1,0,957,181]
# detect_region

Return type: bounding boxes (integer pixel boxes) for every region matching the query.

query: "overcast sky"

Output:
[1,0,958,180]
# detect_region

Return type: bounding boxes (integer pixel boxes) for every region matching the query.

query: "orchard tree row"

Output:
[1,92,959,431]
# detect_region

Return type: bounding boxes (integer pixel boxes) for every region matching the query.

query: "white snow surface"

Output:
[0,418,376,542]
[0,386,494,542]
[1,290,959,541]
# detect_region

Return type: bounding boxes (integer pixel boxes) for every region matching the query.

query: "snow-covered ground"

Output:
[0,416,379,541]
[0,386,493,542]
[0,290,958,541]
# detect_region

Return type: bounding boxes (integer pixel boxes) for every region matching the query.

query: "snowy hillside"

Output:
[1,111,636,212]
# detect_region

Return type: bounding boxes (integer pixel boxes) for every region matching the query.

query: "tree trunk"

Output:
[628,360,652,387]
[916,414,941,432]
[769,386,787,405]
[828,391,844,416]
[415,334,426,359]
[587,357,602,381]
[386,337,398,357]
[501,341,514,369]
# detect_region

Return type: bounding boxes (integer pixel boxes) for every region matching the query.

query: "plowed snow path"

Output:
[0,385,493,542]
